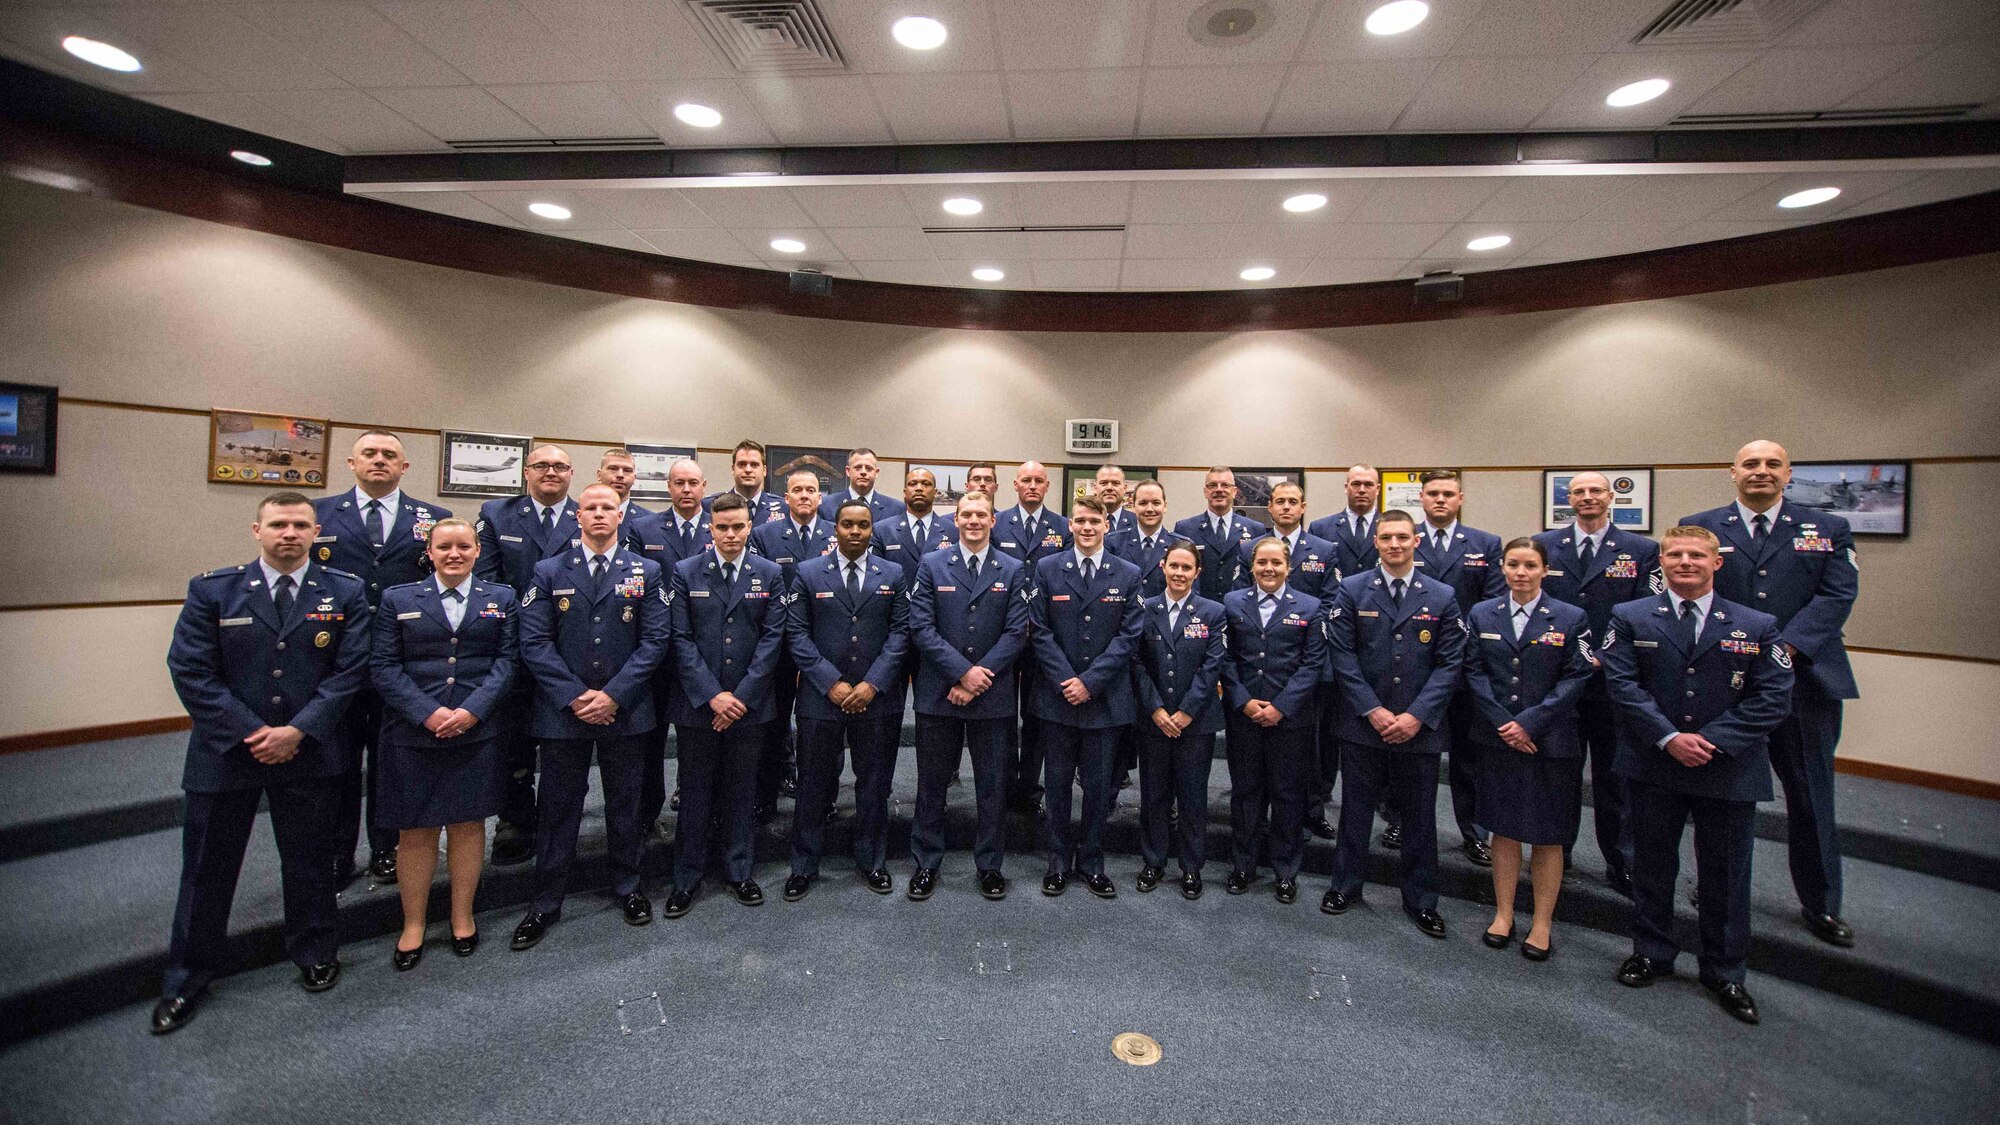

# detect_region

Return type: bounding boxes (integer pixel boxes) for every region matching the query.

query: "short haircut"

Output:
[958,489,994,514]
[1270,480,1304,499]
[967,462,996,478]
[1248,534,1291,560]
[1205,466,1235,479]
[667,457,703,479]
[1096,464,1124,478]
[1503,536,1547,563]
[1420,469,1461,487]
[733,440,767,462]
[1163,542,1202,571]
[848,447,878,461]
[599,448,633,465]
[1347,464,1380,480]
[1661,524,1722,553]
[425,516,477,544]
[1071,495,1106,517]
[257,491,314,517]
[905,466,935,482]
[1133,479,1166,500]
[710,493,749,516]
[354,429,403,448]
[528,443,569,463]
[1378,509,1418,530]
[786,468,820,488]
[836,499,873,521]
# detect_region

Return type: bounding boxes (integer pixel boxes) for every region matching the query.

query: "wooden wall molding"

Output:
[1834,757,2000,802]
[0,716,190,755]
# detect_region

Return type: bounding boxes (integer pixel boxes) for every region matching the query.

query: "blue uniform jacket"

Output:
[668,551,789,725]
[993,506,1071,566]
[166,562,372,792]
[1026,552,1146,729]
[517,548,670,740]
[1234,530,1342,599]
[748,516,836,586]
[1133,594,1229,735]
[311,492,451,606]
[786,553,910,721]
[819,488,906,525]
[628,507,714,574]
[1104,507,1138,536]
[475,495,580,595]
[705,489,789,525]
[908,549,1033,720]
[1309,511,1380,577]
[1681,504,1859,699]
[1599,593,1795,802]
[1324,570,1467,754]
[1172,511,1269,603]
[1413,522,1506,617]
[1460,595,1595,757]
[370,578,517,748]
[1220,586,1326,730]
[1533,527,1663,645]
[872,512,959,592]
[1105,526,1189,600]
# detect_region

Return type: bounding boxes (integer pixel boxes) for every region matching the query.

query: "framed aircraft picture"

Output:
[768,446,849,499]
[438,430,532,498]
[0,381,57,475]
[209,409,330,488]
[1787,460,1911,537]
[1543,468,1655,532]
[627,442,698,502]
[1231,468,1303,529]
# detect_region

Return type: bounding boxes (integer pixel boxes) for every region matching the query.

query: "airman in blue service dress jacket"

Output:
[1131,591,1228,876]
[313,492,450,604]
[1460,594,1596,845]
[748,514,836,584]
[1172,511,1268,603]
[819,487,906,525]
[872,512,958,593]
[1233,530,1341,599]
[1106,526,1189,600]
[1219,584,1326,885]
[518,549,671,741]
[475,495,580,595]
[629,507,715,573]
[1310,509,1378,578]
[993,505,1071,565]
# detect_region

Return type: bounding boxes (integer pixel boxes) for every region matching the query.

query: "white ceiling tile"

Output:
[486,83,655,139]
[855,260,953,286]
[1447,0,1665,56]
[1265,59,1438,133]
[1529,221,1686,260]
[1122,223,1234,259]
[870,71,1012,142]
[1529,51,1759,130]
[562,228,661,253]
[1686,45,1931,115]
[1013,181,1133,226]
[942,260,1032,288]
[730,227,839,266]
[993,0,1152,70]
[1143,0,1311,66]
[516,0,733,82]
[824,0,1002,73]
[1319,222,1453,258]
[736,74,893,145]
[1839,40,2000,110]
[1003,68,1144,138]
[81,4,347,92]
[1824,168,2000,219]
[900,183,1023,226]
[1032,259,1124,289]
[0,8,230,94]
[1347,177,1504,223]
[571,188,716,231]
[1235,178,1375,223]
[470,188,629,230]
[608,79,781,146]
[1296,0,1491,61]
[1466,175,1637,222]
[1782,0,2000,47]
[789,186,920,229]
[360,190,524,227]
[679,187,814,228]
[1414,221,1569,261]
[634,227,757,262]
[1213,222,1339,260]
[1393,53,1595,130]
[1136,65,1288,135]
[1027,230,1127,259]
[824,227,938,261]
[372,86,540,143]
[1227,258,1316,286]
[141,91,348,152]
[1697,171,1926,223]
[1580,173,1775,225]
[1294,258,1409,285]
[925,230,1032,261]
[1119,258,1218,289]
[1127,180,1251,224]
[237,3,470,88]
[251,88,447,151]
[372,0,599,84]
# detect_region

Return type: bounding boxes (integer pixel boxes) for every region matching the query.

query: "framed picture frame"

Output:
[0,381,58,475]
[1378,469,1432,516]
[209,409,330,488]
[438,429,533,498]
[1231,467,1303,529]
[1061,464,1156,514]
[909,461,981,517]
[627,442,698,502]
[768,446,850,500]
[1543,468,1655,532]
[1787,460,1911,537]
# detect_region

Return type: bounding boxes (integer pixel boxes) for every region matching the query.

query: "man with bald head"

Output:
[1310,465,1383,577]
[1683,441,1860,947]
[476,443,581,863]
[873,466,960,594]
[994,461,1072,812]
[1095,465,1138,536]
[1536,471,1662,895]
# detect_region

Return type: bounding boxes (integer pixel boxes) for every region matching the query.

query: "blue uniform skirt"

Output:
[377,736,507,830]
[1475,745,1584,847]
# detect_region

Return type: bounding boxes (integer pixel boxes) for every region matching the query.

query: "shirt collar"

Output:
[1378,564,1415,586]
[535,498,565,521]
[1509,591,1541,616]
[1426,519,1459,541]
[1257,584,1288,603]
[435,573,472,598]
[355,486,401,515]
[1736,499,1782,529]
[259,557,308,587]
[1165,593,1189,614]
[584,546,616,567]
[1676,589,1716,618]
[961,544,989,569]
[1074,547,1105,569]
[1574,523,1607,549]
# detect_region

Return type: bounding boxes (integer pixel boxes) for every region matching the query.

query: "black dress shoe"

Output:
[452,931,478,957]
[979,870,1008,900]
[621,892,653,926]
[1083,872,1116,899]
[393,943,423,972]
[1180,871,1203,900]
[669,789,681,812]
[1521,939,1552,962]
[784,874,814,901]
[731,880,764,906]
[1225,870,1253,895]
[1274,879,1298,905]
[1616,954,1673,987]
[149,993,199,1035]
[298,961,341,992]
[368,849,398,880]
[1320,889,1356,915]
[663,888,694,918]
[1406,908,1447,939]
[908,869,937,901]
[1483,926,1514,950]
[1706,980,1760,1024]
[489,834,533,867]
[865,869,894,895]
[1379,823,1403,850]
[1041,871,1067,897]
[1462,838,1493,867]
[1305,816,1336,841]
[1136,865,1163,893]
[1801,910,1855,947]
[511,912,557,951]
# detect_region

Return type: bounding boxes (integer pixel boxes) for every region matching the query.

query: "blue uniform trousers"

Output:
[1332,742,1441,912]
[1225,719,1310,880]
[756,660,800,811]
[335,690,397,865]
[532,735,645,914]
[1628,778,1756,986]
[497,684,540,833]
[1137,728,1215,872]
[1770,678,1844,916]
[1567,692,1633,877]
[673,721,764,890]
[792,715,899,876]
[911,714,1012,873]
[1041,723,1115,876]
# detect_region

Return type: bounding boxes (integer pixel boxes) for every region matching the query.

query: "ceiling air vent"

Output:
[1633,0,1831,47]
[685,1,848,74]
[1671,103,1981,126]
[445,137,665,151]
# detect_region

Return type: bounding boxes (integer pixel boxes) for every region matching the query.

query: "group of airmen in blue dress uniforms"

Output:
[155,434,1856,1034]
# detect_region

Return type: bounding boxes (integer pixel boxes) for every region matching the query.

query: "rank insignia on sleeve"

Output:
[522,588,538,606]
[1772,646,1792,669]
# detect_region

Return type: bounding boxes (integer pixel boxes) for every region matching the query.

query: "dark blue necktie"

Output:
[274,574,295,620]
[1578,536,1596,575]
[365,500,385,548]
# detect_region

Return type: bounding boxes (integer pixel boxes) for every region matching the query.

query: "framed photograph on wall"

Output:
[1787,460,1911,537]
[1543,468,1655,532]
[0,381,58,475]
[438,429,532,498]
[627,441,698,502]
[909,461,983,517]
[1062,465,1156,513]
[1378,469,1432,516]
[209,409,330,488]
[769,446,850,499]
[1232,468,1303,529]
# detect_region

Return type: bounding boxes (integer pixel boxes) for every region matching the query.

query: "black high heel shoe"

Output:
[1521,937,1552,962]
[393,942,423,972]
[452,931,478,957]
[1482,925,1514,950]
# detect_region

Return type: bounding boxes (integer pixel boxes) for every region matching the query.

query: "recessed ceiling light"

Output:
[941,197,983,216]
[1606,78,1671,108]
[770,238,807,253]
[61,35,141,72]
[230,150,272,167]
[1239,266,1277,281]
[892,16,948,50]
[1778,186,1841,209]
[528,202,572,220]
[1364,1,1429,36]
[1282,193,1328,213]
[673,103,722,128]
[971,267,1005,282]
[1466,234,1512,251]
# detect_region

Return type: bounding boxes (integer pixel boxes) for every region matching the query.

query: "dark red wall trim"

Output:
[5,117,1998,333]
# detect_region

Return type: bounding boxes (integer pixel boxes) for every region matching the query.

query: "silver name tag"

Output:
[553,588,576,595]
[500,534,525,543]
[219,617,253,626]
[397,611,423,620]
[1633,640,1660,648]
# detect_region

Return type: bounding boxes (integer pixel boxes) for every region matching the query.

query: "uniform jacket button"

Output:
[448,656,457,664]
[271,668,283,678]
[276,642,286,651]
[270,695,283,704]
[445,676,456,685]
